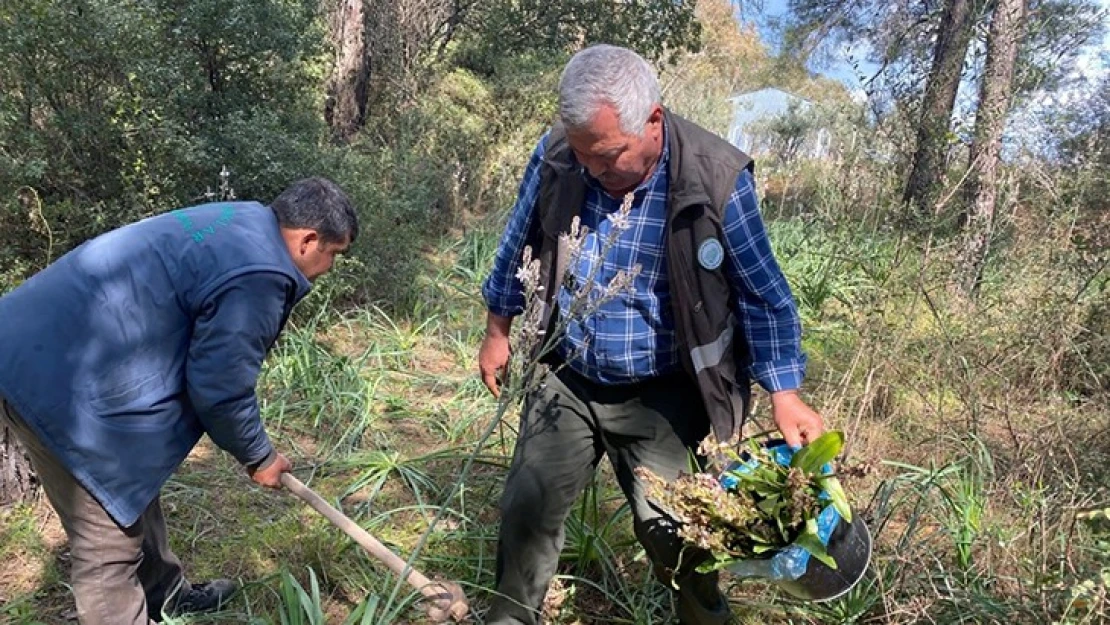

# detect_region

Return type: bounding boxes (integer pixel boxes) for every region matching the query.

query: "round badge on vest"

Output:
[698,238,725,271]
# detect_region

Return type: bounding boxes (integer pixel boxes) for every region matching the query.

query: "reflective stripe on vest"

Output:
[690,320,734,375]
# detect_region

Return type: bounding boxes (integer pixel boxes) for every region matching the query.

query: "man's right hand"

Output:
[248,451,292,489]
[479,313,513,397]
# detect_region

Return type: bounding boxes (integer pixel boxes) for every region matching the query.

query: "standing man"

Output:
[478,45,824,624]
[0,177,358,624]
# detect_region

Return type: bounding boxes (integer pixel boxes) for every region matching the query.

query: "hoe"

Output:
[281,473,469,622]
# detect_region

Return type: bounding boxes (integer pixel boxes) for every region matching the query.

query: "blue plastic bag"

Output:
[718,442,844,582]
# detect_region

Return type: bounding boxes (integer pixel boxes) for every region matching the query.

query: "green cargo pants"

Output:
[487,365,731,625]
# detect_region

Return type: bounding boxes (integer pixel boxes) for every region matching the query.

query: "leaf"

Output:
[817,476,853,523]
[745,531,774,545]
[793,518,837,570]
[751,482,784,498]
[790,431,844,474]
[696,556,738,574]
[343,595,381,625]
[757,494,782,515]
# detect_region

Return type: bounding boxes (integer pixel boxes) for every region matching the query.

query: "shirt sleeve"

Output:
[186,271,291,467]
[721,169,807,392]
[481,134,548,317]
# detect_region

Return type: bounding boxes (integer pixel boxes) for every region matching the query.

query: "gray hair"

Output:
[558,44,661,137]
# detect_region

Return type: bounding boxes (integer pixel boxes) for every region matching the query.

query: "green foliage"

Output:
[561,477,634,572]
[277,568,327,625]
[638,432,851,574]
[276,567,396,625]
[452,0,702,76]
[0,0,328,284]
[0,0,326,199]
[757,101,822,162]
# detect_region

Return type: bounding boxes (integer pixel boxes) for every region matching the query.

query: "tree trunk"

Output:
[325,0,371,143]
[959,0,1026,296]
[902,0,981,221]
[1,421,37,506]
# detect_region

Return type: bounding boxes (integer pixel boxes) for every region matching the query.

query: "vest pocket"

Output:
[88,372,164,414]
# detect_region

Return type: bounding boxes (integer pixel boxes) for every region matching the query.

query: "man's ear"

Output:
[299,230,319,255]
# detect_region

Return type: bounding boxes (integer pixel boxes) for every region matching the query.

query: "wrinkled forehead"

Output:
[568,133,630,158]
[566,123,634,158]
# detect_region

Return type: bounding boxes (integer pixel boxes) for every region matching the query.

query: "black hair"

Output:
[270,177,358,244]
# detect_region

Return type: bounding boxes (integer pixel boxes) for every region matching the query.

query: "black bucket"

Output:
[775,510,872,602]
[720,440,873,602]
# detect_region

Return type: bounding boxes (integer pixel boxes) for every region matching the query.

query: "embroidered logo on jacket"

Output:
[173,205,236,243]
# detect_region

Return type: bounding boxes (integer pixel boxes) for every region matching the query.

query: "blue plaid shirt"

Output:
[482,128,806,392]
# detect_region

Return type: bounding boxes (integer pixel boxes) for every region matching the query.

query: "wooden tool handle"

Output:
[279,472,436,594]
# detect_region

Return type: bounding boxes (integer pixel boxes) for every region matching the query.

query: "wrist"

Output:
[771,389,800,401]
[486,312,512,339]
[246,449,277,473]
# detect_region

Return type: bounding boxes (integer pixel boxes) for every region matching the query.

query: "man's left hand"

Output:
[771,390,825,448]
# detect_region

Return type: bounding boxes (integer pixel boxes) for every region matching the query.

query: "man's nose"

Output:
[583,157,607,178]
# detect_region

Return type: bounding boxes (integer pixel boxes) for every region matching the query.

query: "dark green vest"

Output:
[533,108,756,441]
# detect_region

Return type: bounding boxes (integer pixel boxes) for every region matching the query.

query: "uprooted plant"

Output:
[637,431,853,573]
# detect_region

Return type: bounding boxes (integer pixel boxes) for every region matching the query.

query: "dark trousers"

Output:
[1,396,191,625]
[487,366,731,624]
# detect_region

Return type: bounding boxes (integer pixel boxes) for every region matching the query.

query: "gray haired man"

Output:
[478,45,824,623]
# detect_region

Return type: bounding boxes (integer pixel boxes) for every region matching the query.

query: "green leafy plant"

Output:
[275,567,402,625]
[637,431,852,573]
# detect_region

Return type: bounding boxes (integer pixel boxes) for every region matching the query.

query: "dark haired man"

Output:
[0,177,357,624]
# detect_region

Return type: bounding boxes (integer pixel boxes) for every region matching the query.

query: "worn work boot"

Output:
[169,579,239,614]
